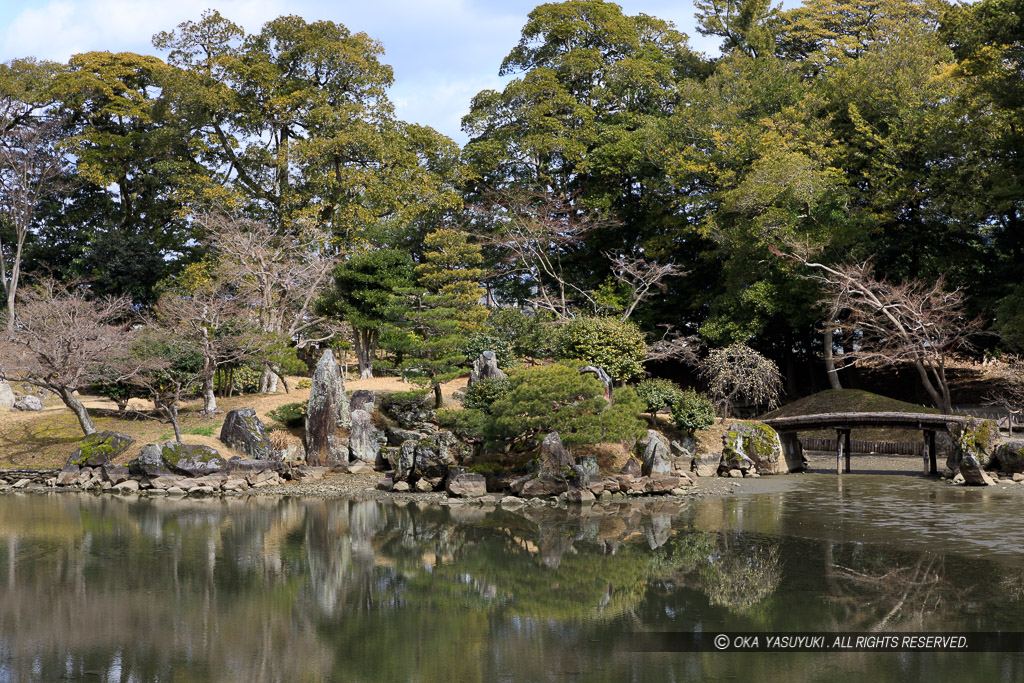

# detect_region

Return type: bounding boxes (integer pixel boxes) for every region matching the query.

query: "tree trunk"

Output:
[824,329,842,390]
[58,386,96,436]
[162,401,183,443]
[433,382,444,409]
[260,364,280,393]
[913,359,948,414]
[201,361,217,415]
[353,328,377,379]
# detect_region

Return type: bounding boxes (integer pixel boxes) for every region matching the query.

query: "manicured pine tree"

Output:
[390,229,488,408]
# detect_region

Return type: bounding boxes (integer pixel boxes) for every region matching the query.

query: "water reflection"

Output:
[0,479,1021,681]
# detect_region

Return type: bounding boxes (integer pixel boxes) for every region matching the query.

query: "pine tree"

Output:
[390,229,488,407]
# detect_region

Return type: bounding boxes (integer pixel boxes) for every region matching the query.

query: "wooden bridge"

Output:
[762,412,970,476]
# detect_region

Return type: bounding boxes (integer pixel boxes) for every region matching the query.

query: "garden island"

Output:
[0,0,1023,680]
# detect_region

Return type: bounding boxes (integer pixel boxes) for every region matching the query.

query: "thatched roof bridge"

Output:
[762,412,970,475]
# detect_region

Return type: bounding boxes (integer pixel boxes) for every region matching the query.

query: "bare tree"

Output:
[702,343,783,418]
[202,213,339,391]
[0,118,64,332]
[787,254,979,414]
[644,325,701,365]
[125,327,203,443]
[0,281,135,435]
[155,283,275,416]
[478,190,614,318]
[606,254,686,322]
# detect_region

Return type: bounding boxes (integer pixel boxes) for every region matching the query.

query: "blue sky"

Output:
[0,0,720,144]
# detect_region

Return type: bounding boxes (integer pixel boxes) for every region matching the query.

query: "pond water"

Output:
[1,476,1023,681]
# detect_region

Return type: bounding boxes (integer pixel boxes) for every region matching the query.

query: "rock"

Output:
[382,391,436,431]
[55,470,82,486]
[13,395,43,411]
[12,478,31,489]
[691,453,721,477]
[350,389,376,413]
[1014,473,1024,483]
[66,431,135,469]
[393,480,411,492]
[728,469,744,478]
[561,489,596,505]
[100,463,131,485]
[639,430,673,476]
[670,434,697,459]
[670,488,685,496]
[377,477,394,492]
[392,440,417,481]
[602,477,622,493]
[620,457,642,477]
[587,476,605,495]
[500,495,525,507]
[645,476,681,494]
[959,455,994,486]
[538,432,575,477]
[305,350,352,466]
[412,431,461,480]
[131,442,226,477]
[0,382,14,409]
[722,422,793,474]
[446,472,487,498]
[274,441,306,465]
[386,428,423,447]
[577,455,599,478]
[994,439,1024,474]
[129,444,171,477]
[578,366,612,400]
[113,480,140,493]
[346,460,376,474]
[219,409,273,460]
[678,471,698,485]
[348,409,386,466]
[520,477,568,498]
[948,419,1002,471]
[952,473,965,484]
[468,350,507,386]
[414,478,435,493]
[225,458,285,474]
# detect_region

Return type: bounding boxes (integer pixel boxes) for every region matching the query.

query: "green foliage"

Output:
[486,308,558,360]
[231,366,262,395]
[436,408,488,442]
[268,402,308,429]
[635,378,685,417]
[296,378,312,390]
[555,316,647,382]
[486,363,646,451]
[460,333,516,370]
[671,390,716,435]
[460,377,513,412]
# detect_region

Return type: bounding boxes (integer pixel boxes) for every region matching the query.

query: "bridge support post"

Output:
[922,429,937,476]
[836,429,851,474]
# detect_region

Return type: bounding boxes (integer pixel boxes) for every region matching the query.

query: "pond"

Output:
[1,476,1023,681]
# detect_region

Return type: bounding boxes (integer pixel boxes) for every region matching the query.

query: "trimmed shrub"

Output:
[487,308,558,359]
[671,390,716,435]
[636,378,685,418]
[268,401,308,428]
[555,316,647,382]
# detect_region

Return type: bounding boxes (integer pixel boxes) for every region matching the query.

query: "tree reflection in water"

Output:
[0,492,1021,681]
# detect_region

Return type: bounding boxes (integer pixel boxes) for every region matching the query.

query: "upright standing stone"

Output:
[0,382,14,410]
[639,430,673,476]
[538,432,575,477]
[349,409,386,467]
[468,350,506,386]
[305,350,352,466]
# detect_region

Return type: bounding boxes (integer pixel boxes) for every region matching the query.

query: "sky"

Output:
[0,0,721,144]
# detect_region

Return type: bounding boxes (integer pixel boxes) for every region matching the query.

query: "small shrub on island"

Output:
[555,316,647,382]
[670,390,716,435]
[268,401,308,428]
[635,378,685,420]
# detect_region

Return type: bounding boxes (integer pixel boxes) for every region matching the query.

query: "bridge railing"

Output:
[800,437,922,456]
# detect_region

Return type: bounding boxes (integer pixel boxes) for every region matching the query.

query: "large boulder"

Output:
[219,409,273,460]
[948,419,1001,472]
[305,350,352,466]
[65,431,135,470]
[994,439,1024,474]
[691,452,722,477]
[0,382,14,409]
[620,457,642,477]
[722,422,793,474]
[130,442,226,478]
[959,454,994,486]
[413,431,461,479]
[538,432,575,478]
[13,395,43,411]
[468,350,506,386]
[577,456,599,478]
[639,430,672,476]
[386,427,423,447]
[349,409,386,467]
